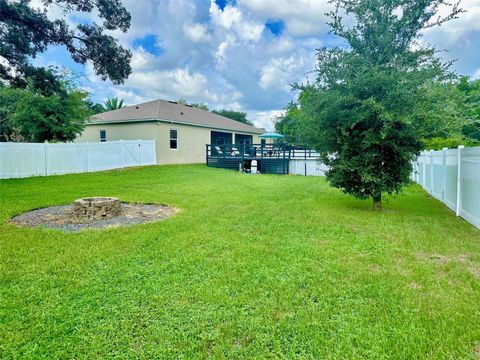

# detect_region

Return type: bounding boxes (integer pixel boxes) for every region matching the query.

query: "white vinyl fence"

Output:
[289,159,328,176]
[288,149,328,176]
[0,140,156,179]
[413,145,480,229]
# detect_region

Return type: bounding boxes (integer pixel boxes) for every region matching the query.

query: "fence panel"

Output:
[431,150,444,201]
[0,143,46,179]
[413,146,480,230]
[46,142,88,175]
[87,142,127,171]
[289,159,328,176]
[444,149,458,211]
[458,147,480,228]
[417,154,425,185]
[0,140,156,179]
[424,152,432,193]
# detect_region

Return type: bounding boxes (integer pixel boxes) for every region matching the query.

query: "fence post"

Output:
[119,140,124,169]
[412,160,417,183]
[456,145,464,216]
[415,158,420,184]
[206,144,209,166]
[422,152,427,189]
[138,140,142,166]
[152,140,157,165]
[442,147,447,203]
[44,142,48,176]
[429,150,434,194]
[85,142,89,172]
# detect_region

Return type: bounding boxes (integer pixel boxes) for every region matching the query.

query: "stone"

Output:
[73,197,121,220]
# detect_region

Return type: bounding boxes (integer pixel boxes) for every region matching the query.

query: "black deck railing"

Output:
[206,143,288,160]
[288,147,321,160]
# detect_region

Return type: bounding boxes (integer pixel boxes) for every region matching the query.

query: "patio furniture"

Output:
[214,146,223,156]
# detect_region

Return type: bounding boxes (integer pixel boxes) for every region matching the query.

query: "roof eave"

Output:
[87,117,264,134]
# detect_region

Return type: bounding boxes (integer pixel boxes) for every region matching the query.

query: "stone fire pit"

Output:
[74,197,122,220]
[11,197,176,232]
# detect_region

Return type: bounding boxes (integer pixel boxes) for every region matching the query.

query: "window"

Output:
[211,131,232,145]
[99,129,107,142]
[235,134,252,145]
[170,129,178,149]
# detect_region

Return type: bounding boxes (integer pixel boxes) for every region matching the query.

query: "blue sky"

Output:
[33,0,480,130]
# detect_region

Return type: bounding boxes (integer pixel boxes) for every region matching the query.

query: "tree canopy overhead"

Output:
[297,0,464,210]
[0,0,132,91]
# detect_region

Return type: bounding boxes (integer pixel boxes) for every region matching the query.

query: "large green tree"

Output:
[283,80,474,151]
[458,77,480,141]
[413,81,469,139]
[414,80,475,149]
[0,85,23,141]
[275,101,307,146]
[299,0,463,210]
[0,0,132,91]
[86,99,106,115]
[0,80,90,142]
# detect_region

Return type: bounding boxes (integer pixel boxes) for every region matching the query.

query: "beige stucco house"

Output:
[76,99,264,165]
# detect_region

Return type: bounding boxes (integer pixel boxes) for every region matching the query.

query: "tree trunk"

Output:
[372,194,382,211]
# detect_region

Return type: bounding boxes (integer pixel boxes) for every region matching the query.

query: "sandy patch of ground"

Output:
[11,203,176,232]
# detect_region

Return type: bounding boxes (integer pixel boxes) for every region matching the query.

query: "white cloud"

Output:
[248,109,285,130]
[210,2,242,29]
[34,0,480,124]
[112,89,150,105]
[259,55,305,91]
[266,36,296,54]
[237,0,332,37]
[125,68,219,102]
[235,20,264,42]
[130,48,157,71]
[95,0,316,112]
[183,23,211,42]
[474,68,480,80]
[215,35,237,63]
[210,1,264,42]
[418,3,480,75]
[421,2,480,45]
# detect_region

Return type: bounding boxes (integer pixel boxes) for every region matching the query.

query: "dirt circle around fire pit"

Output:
[11,202,176,232]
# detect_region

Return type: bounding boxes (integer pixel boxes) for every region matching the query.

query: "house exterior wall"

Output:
[155,122,210,164]
[77,122,157,143]
[76,121,261,165]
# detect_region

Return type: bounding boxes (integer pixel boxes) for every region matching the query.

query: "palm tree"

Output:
[103,97,124,111]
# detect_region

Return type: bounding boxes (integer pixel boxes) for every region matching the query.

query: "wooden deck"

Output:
[205,144,319,175]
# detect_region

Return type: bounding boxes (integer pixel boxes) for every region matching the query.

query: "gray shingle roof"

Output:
[90,99,264,134]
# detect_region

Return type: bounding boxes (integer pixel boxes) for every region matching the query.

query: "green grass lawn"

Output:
[1,165,480,359]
